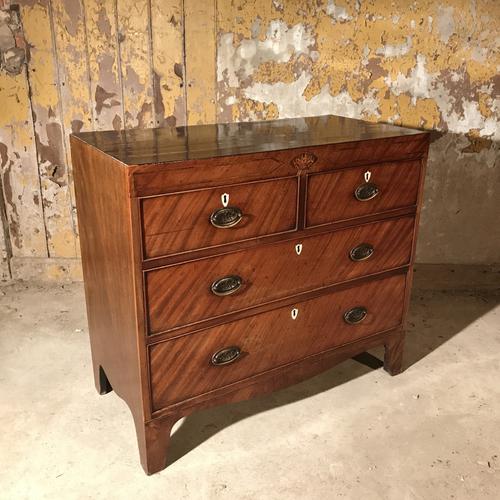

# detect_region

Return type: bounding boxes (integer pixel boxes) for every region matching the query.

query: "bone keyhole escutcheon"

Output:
[291,308,299,320]
[221,193,229,207]
[364,170,372,183]
[295,243,303,255]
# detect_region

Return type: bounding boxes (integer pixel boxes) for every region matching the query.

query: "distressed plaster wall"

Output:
[0,0,498,281]
[216,0,500,265]
[0,0,188,281]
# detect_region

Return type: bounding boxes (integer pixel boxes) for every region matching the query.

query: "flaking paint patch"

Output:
[436,6,455,44]
[85,0,123,130]
[216,0,499,264]
[21,1,77,259]
[0,61,46,258]
[217,1,499,139]
[0,0,499,277]
[0,7,25,75]
[217,22,315,85]
[325,1,353,23]
[244,71,380,120]
[51,0,92,252]
[151,0,186,127]
[118,0,154,129]
[185,1,216,124]
[218,20,317,121]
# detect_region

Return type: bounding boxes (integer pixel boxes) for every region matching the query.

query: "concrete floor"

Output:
[0,281,499,500]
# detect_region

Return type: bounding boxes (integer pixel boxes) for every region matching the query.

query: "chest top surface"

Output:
[72,114,427,166]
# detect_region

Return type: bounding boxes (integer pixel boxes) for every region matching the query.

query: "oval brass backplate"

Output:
[211,275,242,296]
[354,183,379,202]
[349,243,374,262]
[210,206,243,228]
[344,306,368,325]
[211,346,241,366]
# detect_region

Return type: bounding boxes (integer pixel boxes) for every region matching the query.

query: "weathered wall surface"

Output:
[0,0,187,280]
[0,0,498,281]
[216,0,499,264]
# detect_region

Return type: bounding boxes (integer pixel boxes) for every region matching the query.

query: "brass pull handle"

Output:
[349,243,374,261]
[210,206,243,228]
[354,182,379,201]
[344,306,367,325]
[211,275,242,296]
[211,346,241,366]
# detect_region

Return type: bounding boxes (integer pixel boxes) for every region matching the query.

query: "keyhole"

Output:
[291,308,299,320]
[221,193,229,207]
[295,243,303,255]
[364,170,371,183]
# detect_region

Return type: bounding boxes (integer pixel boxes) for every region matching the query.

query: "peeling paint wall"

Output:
[0,0,187,280]
[217,0,500,264]
[0,0,498,281]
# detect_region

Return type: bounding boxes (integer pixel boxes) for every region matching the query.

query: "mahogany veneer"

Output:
[71,115,429,475]
[142,177,298,258]
[146,217,414,335]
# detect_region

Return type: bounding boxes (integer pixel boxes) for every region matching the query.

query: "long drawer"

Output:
[146,217,414,334]
[141,177,298,258]
[306,160,421,227]
[149,274,406,410]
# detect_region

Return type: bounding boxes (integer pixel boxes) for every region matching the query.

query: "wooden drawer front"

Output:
[150,274,406,409]
[146,217,414,334]
[141,177,298,258]
[306,160,421,227]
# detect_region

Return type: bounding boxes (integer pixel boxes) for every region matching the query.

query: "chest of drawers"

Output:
[71,115,429,474]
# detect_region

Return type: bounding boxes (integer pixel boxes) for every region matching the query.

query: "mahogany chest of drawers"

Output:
[71,115,429,474]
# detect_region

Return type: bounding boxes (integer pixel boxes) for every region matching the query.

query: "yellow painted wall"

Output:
[216,0,500,265]
[0,0,498,280]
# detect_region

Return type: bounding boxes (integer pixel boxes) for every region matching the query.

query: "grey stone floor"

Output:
[0,281,499,499]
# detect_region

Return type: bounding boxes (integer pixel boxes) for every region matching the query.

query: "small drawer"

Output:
[149,274,406,410]
[141,177,298,258]
[146,217,414,334]
[306,160,421,227]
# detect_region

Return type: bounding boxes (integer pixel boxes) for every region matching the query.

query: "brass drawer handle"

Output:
[354,182,379,201]
[211,275,242,296]
[349,243,374,261]
[344,306,367,325]
[210,206,243,228]
[211,346,241,366]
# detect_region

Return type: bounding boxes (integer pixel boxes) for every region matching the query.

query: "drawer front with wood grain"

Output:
[149,274,406,410]
[146,217,414,334]
[141,177,298,258]
[306,160,421,227]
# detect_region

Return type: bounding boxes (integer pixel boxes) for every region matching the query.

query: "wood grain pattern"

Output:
[73,114,427,165]
[141,177,298,258]
[133,155,294,197]
[142,206,417,270]
[70,136,149,426]
[146,216,414,334]
[150,274,406,410]
[71,114,430,474]
[306,160,421,226]
[385,152,430,376]
[130,134,428,198]
[141,325,401,474]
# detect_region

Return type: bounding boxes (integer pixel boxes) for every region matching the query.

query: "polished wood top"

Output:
[72,115,428,165]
